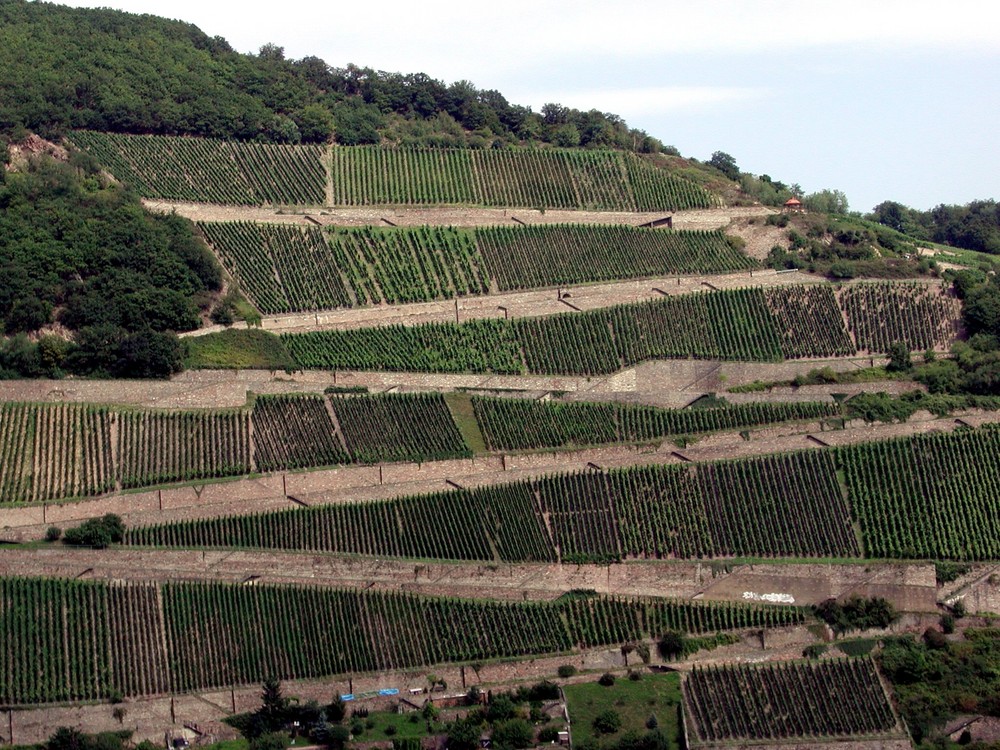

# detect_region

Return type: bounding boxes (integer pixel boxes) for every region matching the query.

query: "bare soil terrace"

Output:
[142,201,773,229]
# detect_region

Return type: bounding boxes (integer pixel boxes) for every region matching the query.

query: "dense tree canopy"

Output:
[0,0,666,152]
[869,198,1000,255]
[0,152,219,378]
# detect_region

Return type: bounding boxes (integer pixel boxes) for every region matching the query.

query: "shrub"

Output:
[941,614,956,634]
[557,664,577,679]
[537,727,559,744]
[45,526,62,542]
[597,673,615,687]
[803,643,827,659]
[592,710,622,735]
[63,514,125,548]
[657,630,687,660]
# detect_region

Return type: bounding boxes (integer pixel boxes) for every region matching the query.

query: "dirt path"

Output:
[3,412,993,537]
[180,268,817,338]
[0,356,894,409]
[142,201,774,229]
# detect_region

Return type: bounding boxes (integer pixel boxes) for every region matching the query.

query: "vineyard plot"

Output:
[477,226,754,291]
[117,409,251,488]
[128,481,556,562]
[840,427,1000,560]
[840,282,961,353]
[0,576,805,703]
[251,394,350,471]
[71,131,326,205]
[331,392,471,464]
[0,578,169,704]
[282,319,525,374]
[30,404,115,502]
[200,223,490,314]
[765,285,855,358]
[472,396,840,452]
[129,446,860,561]
[683,659,904,746]
[330,146,714,210]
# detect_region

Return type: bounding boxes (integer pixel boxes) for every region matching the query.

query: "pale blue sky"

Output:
[60,0,1000,212]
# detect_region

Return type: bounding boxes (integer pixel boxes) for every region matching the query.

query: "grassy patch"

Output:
[563,672,681,749]
[349,711,437,742]
[444,392,488,454]
[185,329,296,370]
[200,739,249,750]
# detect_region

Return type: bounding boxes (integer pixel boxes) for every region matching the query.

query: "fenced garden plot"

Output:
[840,282,961,353]
[71,131,326,205]
[683,658,902,745]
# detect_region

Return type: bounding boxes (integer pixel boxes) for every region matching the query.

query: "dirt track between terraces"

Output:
[0,355,902,410]
[181,268,820,337]
[1,410,993,538]
[142,201,774,229]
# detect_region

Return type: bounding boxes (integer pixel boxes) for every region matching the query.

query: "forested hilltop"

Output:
[0,0,665,152]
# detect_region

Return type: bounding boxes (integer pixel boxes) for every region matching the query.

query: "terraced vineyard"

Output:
[70,134,714,210]
[282,282,960,375]
[129,482,554,561]
[472,397,840,451]
[0,576,803,704]
[117,410,251,488]
[683,659,904,746]
[128,448,860,562]
[0,394,471,503]
[332,392,470,463]
[477,225,752,290]
[70,131,326,205]
[840,282,961,353]
[330,146,714,210]
[840,426,1000,560]
[199,222,750,314]
[251,393,350,472]
[200,223,490,313]
[0,403,114,503]
[131,427,1000,563]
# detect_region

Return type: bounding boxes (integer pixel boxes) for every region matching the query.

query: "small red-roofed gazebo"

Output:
[783,197,804,213]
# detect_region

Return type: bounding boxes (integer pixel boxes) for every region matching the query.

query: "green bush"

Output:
[592,710,622,735]
[63,514,125,548]
[557,664,577,678]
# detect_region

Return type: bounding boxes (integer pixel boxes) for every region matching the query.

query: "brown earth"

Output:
[725,216,791,261]
[0,355,896,410]
[142,202,774,229]
[0,548,939,612]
